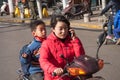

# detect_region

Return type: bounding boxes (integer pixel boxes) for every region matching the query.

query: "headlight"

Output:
[67,67,86,76]
[98,59,104,70]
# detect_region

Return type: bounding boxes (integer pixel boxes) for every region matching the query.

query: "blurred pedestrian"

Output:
[28,0,37,20]
[84,0,93,15]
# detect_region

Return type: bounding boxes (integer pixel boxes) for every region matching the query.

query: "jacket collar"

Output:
[47,32,71,42]
[34,36,46,42]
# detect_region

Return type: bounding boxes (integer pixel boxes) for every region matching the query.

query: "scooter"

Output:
[62,0,89,20]
[52,0,88,20]
[0,1,9,16]
[52,1,63,16]
[53,35,105,80]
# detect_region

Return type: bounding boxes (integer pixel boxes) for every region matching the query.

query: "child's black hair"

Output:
[50,15,70,29]
[30,20,45,32]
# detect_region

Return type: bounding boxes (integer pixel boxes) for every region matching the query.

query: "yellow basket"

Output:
[24,8,30,18]
[42,8,48,17]
[14,6,20,17]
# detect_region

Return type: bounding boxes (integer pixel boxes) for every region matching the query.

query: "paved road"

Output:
[0,23,119,80]
[0,22,24,28]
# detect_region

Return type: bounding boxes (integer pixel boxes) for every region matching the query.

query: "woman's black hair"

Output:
[30,20,45,32]
[50,15,70,29]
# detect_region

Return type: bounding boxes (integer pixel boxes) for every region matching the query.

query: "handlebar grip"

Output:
[52,72,57,76]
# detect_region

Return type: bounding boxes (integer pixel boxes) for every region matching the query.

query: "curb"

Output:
[70,22,102,29]
[0,18,23,23]
[44,21,102,29]
[0,17,102,29]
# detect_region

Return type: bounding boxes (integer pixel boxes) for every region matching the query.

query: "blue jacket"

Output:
[114,10,120,29]
[20,38,43,75]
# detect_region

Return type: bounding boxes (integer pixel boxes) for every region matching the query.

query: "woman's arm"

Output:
[69,29,85,57]
[71,37,85,57]
[39,41,57,74]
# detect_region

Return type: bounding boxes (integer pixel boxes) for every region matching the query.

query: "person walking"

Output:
[84,0,93,15]
[28,0,37,20]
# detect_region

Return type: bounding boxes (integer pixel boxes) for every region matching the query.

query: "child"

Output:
[113,10,120,45]
[20,20,46,80]
[39,15,85,80]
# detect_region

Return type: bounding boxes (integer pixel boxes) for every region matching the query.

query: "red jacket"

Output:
[39,32,85,80]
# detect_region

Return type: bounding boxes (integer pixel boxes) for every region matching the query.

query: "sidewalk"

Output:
[0,10,104,29]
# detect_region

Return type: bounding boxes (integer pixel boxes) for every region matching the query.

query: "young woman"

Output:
[39,15,85,80]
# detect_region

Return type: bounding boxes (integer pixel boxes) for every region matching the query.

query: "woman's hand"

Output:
[69,29,76,40]
[53,68,63,76]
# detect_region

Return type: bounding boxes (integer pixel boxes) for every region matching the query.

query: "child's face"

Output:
[32,24,46,38]
[52,21,69,39]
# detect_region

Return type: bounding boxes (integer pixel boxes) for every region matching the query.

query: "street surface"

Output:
[0,22,23,28]
[0,23,120,80]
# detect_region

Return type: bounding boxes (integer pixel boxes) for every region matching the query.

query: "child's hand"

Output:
[22,53,27,58]
[33,49,39,55]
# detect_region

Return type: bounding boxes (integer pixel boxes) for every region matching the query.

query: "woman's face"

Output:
[52,21,69,39]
